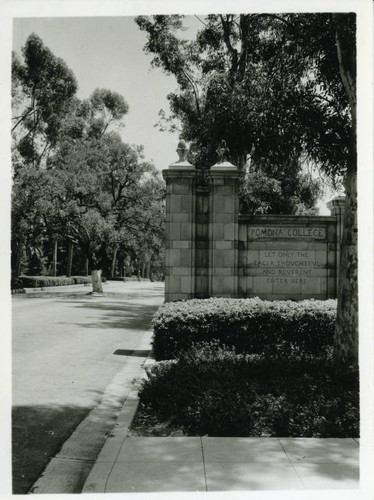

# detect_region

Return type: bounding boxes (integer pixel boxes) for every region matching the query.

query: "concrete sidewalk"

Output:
[83,435,359,493]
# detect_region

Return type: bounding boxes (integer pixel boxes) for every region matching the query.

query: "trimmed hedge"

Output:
[21,276,74,288]
[152,297,337,360]
[71,276,92,285]
[124,276,151,282]
[135,341,359,437]
[14,275,92,289]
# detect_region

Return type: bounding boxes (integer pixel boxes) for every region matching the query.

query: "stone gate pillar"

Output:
[207,157,240,297]
[162,143,197,302]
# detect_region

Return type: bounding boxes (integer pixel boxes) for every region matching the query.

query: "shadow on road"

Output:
[113,349,151,357]
[12,282,165,493]
[15,285,164,302]
[56,300,160,330]
[12,404,91,494]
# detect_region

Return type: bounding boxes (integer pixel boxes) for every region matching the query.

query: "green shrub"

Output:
[11,277,24,290]
[136,341,359,437]
[152,297,336,360]
[20,276,75,288]
[18,275,93,288]
[72,276,92,285]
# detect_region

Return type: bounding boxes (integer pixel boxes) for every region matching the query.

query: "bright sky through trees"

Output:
[12,15,345,214]
[12,17,196,172]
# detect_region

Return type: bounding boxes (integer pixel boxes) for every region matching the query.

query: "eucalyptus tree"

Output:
[136,14,324,215]
[11,33,78,166]
[11,33,166,293]
[11,34,78,277]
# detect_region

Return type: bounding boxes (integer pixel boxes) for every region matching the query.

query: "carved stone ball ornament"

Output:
[176,138,188,162]
[168,137,194,169]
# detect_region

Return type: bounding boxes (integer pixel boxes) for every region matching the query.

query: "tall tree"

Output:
[12,33,77,166]
[136,14,324,215]
[88,88,129,138]
[331,14,357,371]
[12,33,166,293]
[136,13,357,370]
[11,34,78,277]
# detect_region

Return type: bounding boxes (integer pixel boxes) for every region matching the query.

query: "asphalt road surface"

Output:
[12,280,164,493]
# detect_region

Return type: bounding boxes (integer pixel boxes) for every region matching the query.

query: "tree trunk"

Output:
[14,237,24,278]
[110,246,118,279]
[334,163,358,371]
[92,269,103,294]
[66,242,74,277]
[137,262,141,281]
[124,256,131,277]
[84,257,89,276]
[52,240,58,277]
[333,13,358,372]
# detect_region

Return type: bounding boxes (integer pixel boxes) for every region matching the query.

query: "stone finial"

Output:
[216,140,229,164]
[176,138,188,162]
[211,139,237,170]
[326,195,346,216]
[168,137,194,170]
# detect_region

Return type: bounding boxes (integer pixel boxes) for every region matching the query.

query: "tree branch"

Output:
[194,15,208,28]
[181,68,201,114]
[219,14,238,73]
[11,108,36,132]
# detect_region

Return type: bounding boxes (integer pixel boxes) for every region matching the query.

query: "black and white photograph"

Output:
[1,0,373,498]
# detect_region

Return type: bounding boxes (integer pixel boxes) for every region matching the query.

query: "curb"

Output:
[23,283,92,293]
[82,348,155,493]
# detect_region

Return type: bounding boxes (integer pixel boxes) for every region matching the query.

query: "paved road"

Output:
[12,280,164,493]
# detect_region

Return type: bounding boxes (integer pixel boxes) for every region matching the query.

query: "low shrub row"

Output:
[152,297,337,360]
[111,276,151,282]
[124,276,151,282]
[71,276,92,285]
[12,275,92,289]
[134,341,359,437]
[20,276,74,288]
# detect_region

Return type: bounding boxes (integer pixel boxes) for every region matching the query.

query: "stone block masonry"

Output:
[163,161,197,302]
[163,151,345,302]
[208,165,240,298]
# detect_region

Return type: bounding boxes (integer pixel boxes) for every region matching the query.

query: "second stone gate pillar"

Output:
[207,159,240,297]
